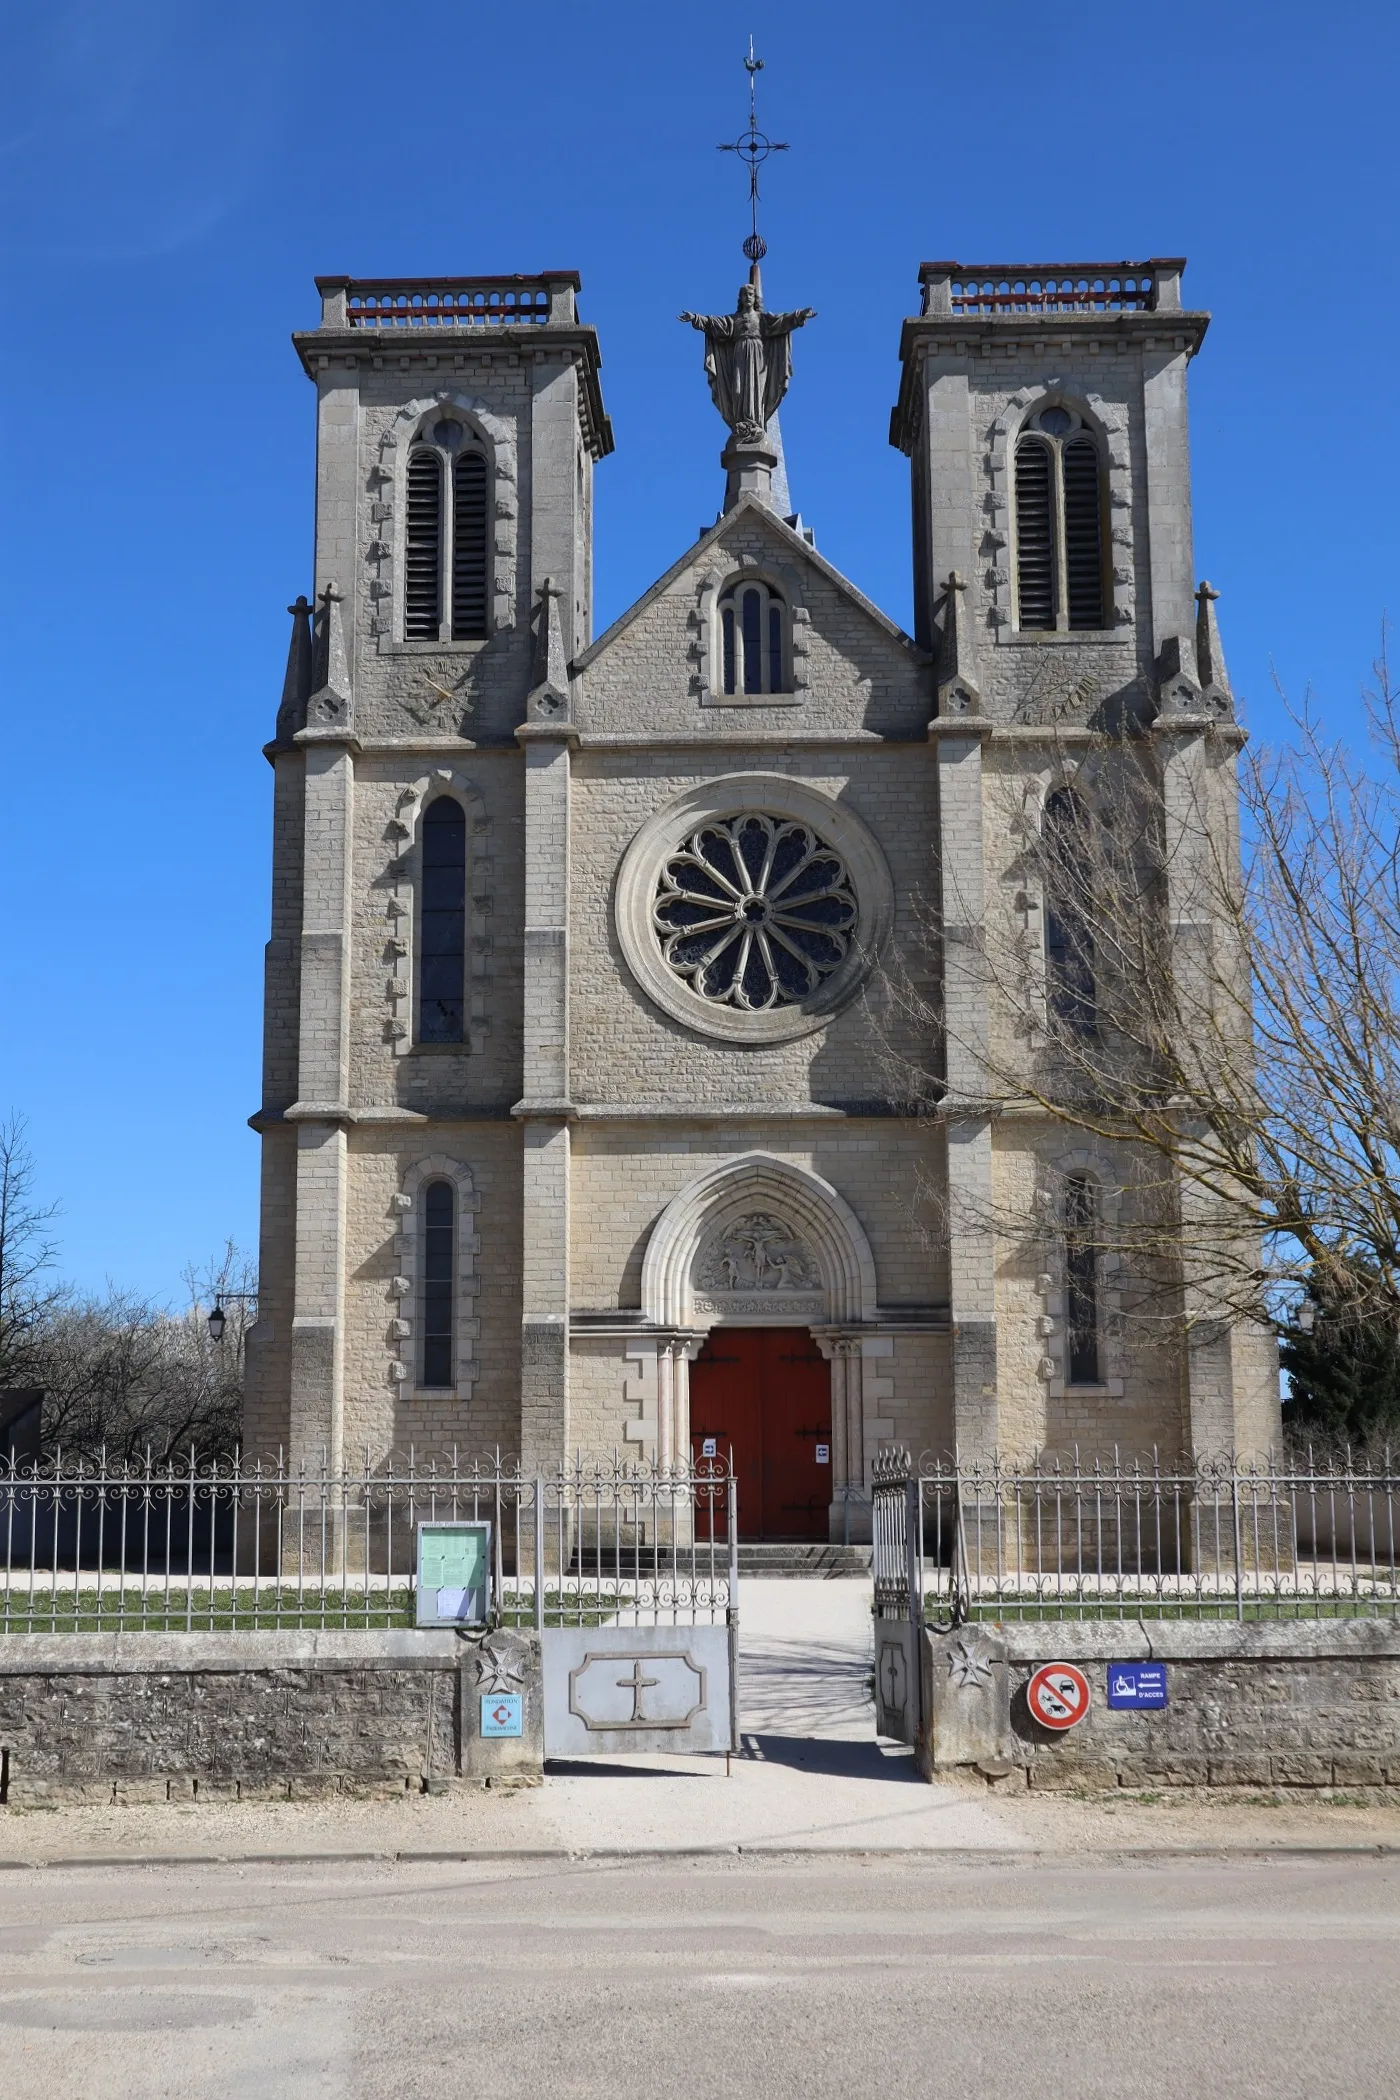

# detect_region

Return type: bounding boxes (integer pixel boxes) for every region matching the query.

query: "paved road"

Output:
[1,1852,1396,2097]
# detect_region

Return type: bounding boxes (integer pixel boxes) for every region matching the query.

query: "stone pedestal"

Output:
[456,1628,544,1785]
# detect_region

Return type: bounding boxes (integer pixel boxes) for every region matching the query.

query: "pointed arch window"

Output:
[404,450,443,640]
[1014,407,1106,633]
[1042,788,1095,1032]
[1064,1173,1101,1385]
[719,579,787,695]
[418,797,466,1044]
[421,1179,455,1388]
[403,419,490,642]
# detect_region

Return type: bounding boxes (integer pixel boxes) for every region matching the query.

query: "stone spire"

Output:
[936,571,983,718]
[305,579,352,731]
[527,576,569,720]
[1195,580,1234,716]
[275,594,314,742]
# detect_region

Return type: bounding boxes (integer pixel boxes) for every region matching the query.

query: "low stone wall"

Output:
[919,1619,1400,1791]
[0,1630,543,1805]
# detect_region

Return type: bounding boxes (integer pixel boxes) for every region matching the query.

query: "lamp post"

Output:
[208,1291,258,1349]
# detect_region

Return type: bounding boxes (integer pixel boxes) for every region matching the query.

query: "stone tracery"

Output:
[653,812,857,1011]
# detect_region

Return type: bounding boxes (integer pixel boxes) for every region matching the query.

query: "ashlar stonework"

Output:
[244,260,1279,1539]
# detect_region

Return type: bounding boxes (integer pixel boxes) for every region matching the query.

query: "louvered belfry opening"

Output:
[451,451,488,639]
[1062,435,1104,629]
[404,449,443,639]
[1014,438,1055,630]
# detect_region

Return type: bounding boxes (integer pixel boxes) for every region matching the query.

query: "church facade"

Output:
[244,259,1280,1536]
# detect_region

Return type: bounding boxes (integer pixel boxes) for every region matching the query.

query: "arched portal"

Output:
[641,1155,879,1540]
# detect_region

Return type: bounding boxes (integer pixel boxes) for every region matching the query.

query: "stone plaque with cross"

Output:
[540,1626,734,1755]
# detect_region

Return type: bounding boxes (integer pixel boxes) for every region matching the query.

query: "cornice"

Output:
[292,323,614,461]
[890,308,1211,455]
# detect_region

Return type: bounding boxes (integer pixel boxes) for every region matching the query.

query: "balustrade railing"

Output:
[314,274,576,330]
[916,260,1173,320]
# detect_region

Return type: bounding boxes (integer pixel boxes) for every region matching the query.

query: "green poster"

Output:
[416,1521,491,1625]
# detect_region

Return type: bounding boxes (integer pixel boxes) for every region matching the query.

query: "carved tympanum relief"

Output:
[697,1213,819,1294]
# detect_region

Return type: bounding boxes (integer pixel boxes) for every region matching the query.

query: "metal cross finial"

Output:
[718,37,788,269]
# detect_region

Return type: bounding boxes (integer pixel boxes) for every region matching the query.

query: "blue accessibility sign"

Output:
[1106,1661,1168,1709]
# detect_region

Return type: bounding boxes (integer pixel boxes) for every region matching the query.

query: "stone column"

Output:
[815,1334,866,1543]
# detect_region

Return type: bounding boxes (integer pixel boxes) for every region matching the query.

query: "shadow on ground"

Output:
[737,1734,918,1781]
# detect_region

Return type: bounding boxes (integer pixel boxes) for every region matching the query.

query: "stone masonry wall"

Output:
[569,751,936,1109]
[924,1621,1400,1791]
[0,1634,463,1805]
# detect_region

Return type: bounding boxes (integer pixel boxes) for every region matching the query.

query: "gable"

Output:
[572,496,931,742]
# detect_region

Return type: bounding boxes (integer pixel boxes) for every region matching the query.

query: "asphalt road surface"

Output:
[0,1852,1396,2098]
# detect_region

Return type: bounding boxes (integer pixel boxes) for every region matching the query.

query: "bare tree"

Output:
[0,1113,61,1390]
[881,638,1400,1348]
[35,1244,254,1463]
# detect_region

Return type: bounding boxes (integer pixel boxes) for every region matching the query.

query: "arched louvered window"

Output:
[403,418,491,643]
[1043,788,1095,1032]
[1062,436,1103,628]
[421,1179,455,1388]
[718,579,787,695]
[1014,439,1055,631]
[1014,406,1107,633]
[452,451,488,639]
[405,450,443,640]
[1064,1173,1100,1385]
[418,798,466,1044]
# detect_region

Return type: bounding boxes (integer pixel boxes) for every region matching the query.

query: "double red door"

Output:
[689,1327,832,1540]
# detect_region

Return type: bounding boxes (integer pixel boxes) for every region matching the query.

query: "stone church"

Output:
[243,256,1280,1537]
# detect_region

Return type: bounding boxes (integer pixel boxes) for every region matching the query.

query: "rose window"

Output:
[652,813,859,1010]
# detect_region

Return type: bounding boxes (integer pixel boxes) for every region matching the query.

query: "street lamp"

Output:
[207,1290,258,1345]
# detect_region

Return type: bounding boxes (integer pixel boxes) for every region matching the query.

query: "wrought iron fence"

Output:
[0,1451,736,1636]
[872,1447,1400,1625]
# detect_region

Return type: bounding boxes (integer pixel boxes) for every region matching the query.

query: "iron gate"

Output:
[533,1456,738,1757]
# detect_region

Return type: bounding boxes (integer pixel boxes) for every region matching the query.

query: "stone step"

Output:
[564,1542,872,1581]
[737,1543,872,1579]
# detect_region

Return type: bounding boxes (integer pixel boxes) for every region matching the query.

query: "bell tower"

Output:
[245,272,612,1468]
[892,259,1278,1459]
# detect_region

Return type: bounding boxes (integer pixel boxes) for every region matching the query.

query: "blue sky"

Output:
[2,0,1397,1301]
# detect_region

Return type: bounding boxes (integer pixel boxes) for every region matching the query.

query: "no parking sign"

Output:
[1027,1662,1091,1730]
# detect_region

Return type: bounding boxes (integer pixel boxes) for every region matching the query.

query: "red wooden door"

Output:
[761,1331,832,1540]
[690,1330,762,1537]
[689,1328,831,1540]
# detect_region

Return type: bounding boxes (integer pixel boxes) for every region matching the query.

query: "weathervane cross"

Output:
[718,36,788,269]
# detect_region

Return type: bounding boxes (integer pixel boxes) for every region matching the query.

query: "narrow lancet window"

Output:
[718,580,787,695]
[1014,438,1055,630]
[405,449,443,639]
[1064,1174,1100,1384]
[1063,436,1104,629]
[421,1179,455,1387]
[418,798,466,1043]
[1043,788,1095,1032]
[451,451,488,639]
